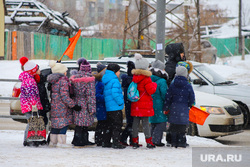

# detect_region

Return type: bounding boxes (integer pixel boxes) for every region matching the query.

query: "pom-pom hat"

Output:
[19,57,38,75]
[77,57,91,73]
[134,53,149,70]
[49,60,68,74]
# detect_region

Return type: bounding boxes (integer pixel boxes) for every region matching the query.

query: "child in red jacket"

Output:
[131,53,157,149]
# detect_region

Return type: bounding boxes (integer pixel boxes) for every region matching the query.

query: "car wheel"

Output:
[187,122,198,136]
[237,103,249,129]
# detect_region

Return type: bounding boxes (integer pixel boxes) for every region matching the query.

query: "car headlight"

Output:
[200,106,225,115]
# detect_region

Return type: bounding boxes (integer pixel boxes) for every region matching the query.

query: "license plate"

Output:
[234,117,244,125]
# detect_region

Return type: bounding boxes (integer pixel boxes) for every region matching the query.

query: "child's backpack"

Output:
[127,82,145,102]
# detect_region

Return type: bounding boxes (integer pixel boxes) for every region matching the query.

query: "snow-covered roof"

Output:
[5,0,79,34]
[80,23,113,36]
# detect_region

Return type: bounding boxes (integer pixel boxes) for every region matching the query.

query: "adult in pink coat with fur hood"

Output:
[70,58,96,147]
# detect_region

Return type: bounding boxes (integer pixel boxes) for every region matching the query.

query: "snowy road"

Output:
[1,102,250,147]
[1,103,250,167]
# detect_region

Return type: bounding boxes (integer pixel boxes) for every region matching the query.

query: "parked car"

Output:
[190,61,250,128]
[189,90,243,138]
[189,39,217,64]
[10,60,244,138]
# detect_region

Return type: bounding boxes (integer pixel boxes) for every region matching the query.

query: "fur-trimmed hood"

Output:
[131,69,152,77]
[70,69,94,83]
[149,67,169,80]
[47,73,67,84]
[70,75,95,83]
[92,68,106,81]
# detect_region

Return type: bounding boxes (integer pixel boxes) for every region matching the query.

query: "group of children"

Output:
[19,42,195,149]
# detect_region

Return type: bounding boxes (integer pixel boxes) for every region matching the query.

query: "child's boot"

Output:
[49,134,58,147]
[57,134,71,148]
[132,137,140,149]
[146,137,155,148]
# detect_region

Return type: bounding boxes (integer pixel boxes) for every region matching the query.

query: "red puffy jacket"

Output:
[131,69,157,117]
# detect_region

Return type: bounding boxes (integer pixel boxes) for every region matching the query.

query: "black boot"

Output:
[82,126,95,146]
[72,126,85,146]
[177,133,187,148]
[102,128,112,148]
[112,142,126,149]
[170,132,177,148]
[95,125,103,146]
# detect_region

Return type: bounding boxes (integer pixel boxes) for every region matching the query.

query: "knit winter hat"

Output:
[127,61,135,76]
[19,57,38,75]
[176,65,188,78]
[134,53,149,70]
[177,61,193,74]
[107,63,120,73]
[77,57,91,73]
[49,60,68,74]
[151,59,165,70]
[97,62,106,73]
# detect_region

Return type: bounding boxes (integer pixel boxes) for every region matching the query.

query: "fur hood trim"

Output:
[186,61,193,74]
[149,67,169,80]
[131,69,152,77]
[92,68,106,81]
[70,76,95,83]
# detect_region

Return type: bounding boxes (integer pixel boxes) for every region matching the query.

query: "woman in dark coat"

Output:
[70,58,96,147]
[165,43,186,86]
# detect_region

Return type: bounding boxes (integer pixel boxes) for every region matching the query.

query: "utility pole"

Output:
[184,1,189,60]
[122,0,130,56]
[196,0,201,62]
[238,0,242,55]
[138,0,149,50]
[155,0,166,62]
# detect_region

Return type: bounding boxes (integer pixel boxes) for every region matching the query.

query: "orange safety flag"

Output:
[189,106,210,125]
[59,29,81,61]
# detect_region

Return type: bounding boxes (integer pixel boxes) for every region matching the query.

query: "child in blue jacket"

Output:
[102,63,125,149]
[164,65,195,148]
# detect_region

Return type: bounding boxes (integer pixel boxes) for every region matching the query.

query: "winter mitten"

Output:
[72,105,81,111]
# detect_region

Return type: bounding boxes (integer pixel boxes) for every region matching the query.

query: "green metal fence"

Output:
[4,31,250,60]
[209,37,250,57]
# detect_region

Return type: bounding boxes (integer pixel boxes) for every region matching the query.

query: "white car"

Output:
[190,61,250,128]
[191,91,243,138]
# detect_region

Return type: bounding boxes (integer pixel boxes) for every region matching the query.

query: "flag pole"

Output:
[57,29,81,62]
[58,55,64,62]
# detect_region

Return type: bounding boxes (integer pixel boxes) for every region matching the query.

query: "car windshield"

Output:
[194,65,234,85]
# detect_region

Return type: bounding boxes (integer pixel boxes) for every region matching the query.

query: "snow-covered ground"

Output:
[0,55,250,167]
[0,130,224,167]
